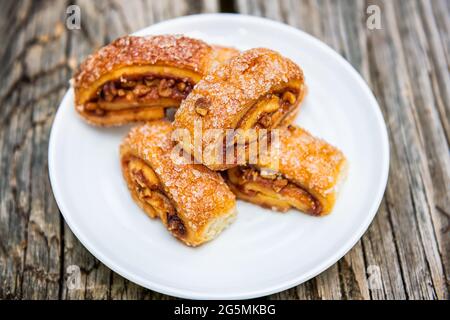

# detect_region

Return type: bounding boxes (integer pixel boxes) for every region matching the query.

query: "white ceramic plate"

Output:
[49,14,389,299]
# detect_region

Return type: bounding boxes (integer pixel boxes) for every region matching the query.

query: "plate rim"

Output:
[48,13,390,299]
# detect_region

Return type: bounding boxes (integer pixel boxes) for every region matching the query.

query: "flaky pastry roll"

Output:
[173,48,306,170]
[120,120,236,246]
[74,35,238,126]
[226,126,347,216]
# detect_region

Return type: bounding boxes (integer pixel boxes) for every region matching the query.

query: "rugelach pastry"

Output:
[173,48,306,170]
[226,125,347,216]
[120,120,237,246]
[74,35,238,126]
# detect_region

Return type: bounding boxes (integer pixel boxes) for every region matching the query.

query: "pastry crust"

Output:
[120,120,236,246]
[173,48,306,170]
[74,35,238,126]
[226,125,348,216]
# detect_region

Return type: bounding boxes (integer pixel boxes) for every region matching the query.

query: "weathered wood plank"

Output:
[423,0,450,142]
[0,0,67,299]
[236,0,449,300]
[333,0,409,301]
[365,0,447,299]
[393,0,450,296]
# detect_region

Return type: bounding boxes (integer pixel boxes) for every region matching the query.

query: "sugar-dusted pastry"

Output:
[173,48,306,170]
[226,125,347,216]
[120,120,236,246]
[74,35,238,126]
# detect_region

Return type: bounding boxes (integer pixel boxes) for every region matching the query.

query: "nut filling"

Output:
[213,89,300,166]
[237,88,301,130]
[127,157,186,237]
[227,166,322,215]
[85,75,194,115]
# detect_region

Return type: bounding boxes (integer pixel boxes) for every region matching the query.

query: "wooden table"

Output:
[0,0,448,300]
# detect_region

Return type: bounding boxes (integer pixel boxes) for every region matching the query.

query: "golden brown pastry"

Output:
[120,120,236,246]
[173,48,306,170]
[74,35,238,126]
[226,125,347,216]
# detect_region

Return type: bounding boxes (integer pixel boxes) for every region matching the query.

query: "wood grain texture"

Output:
[0,0,448,300]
